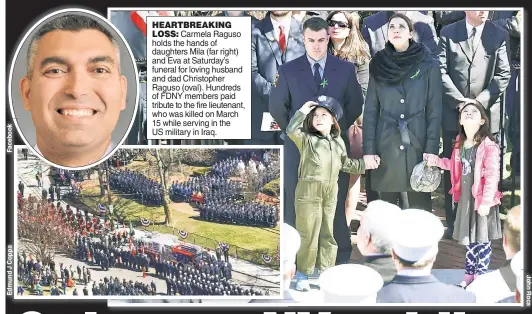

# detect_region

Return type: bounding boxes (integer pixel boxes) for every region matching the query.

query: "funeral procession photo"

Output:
[15,146,281,298]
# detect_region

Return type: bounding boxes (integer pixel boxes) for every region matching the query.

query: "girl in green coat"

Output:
[287,95,379,291]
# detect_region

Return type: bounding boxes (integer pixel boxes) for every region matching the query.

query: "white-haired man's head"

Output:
[511,250,523,303]
[356,200,402,256]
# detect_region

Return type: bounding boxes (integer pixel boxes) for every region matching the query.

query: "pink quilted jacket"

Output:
[436,136,503,210]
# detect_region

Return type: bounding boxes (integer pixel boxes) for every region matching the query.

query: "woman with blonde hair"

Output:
[326,11,371,233]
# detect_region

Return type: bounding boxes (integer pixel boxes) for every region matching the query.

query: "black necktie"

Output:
[469,27,477,53]
[314,63,322,89]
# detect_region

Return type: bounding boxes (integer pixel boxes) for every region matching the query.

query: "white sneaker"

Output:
[455,281,468,289]
[295,279,310,292]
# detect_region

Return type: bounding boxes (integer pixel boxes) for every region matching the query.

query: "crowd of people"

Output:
[17,252,160,296]
[91,278,158,296]
[162,259,248,296]
[106,149,140,169]
[17,193,269,296]
[169,154,280,227]
[18,216,254,296]
[199,199,278,227]
[109,169,163,206]
[74,232,153,272]
[170,175,244,203]
[279,201,522,304]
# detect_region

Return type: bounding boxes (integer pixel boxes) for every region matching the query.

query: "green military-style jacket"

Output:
[287,111,366,181]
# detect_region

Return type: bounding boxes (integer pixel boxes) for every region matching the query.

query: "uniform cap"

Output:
[319,264,383,303]
[311,95,343,121]
[392,209,444,263]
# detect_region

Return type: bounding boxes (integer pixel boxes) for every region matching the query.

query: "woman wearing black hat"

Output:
[362,13,442,210]
[286,96,378,291]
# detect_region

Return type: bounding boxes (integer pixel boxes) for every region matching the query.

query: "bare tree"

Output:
[153,149,174,225]
[240,164,261,202]
[97,165,106,197]
[265,150,280,179]
[17,197,76,265]
[150,148,217,225]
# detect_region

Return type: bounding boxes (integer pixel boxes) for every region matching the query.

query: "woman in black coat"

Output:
[326,11,371,227]
[362,13,442,210]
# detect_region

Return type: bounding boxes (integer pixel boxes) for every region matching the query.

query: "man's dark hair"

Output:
[27,14,119,77]
[302,17,329,33]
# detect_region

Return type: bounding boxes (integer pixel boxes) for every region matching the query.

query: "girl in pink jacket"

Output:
[424,102,503,288]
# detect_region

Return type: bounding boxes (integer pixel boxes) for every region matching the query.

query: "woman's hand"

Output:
[299,101,318,115]
[478,205,490,216]
[352,210,365,221]
[423,153,440,167]
[363,155,380,170]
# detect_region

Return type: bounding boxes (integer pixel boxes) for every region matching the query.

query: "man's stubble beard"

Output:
[271,11,290,18]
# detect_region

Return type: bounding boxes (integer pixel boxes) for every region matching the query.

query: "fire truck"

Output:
[138,237,206,265]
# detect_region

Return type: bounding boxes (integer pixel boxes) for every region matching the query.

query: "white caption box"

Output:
[147,16,251,140]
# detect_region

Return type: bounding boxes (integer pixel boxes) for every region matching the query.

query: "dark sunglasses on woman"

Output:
[327,20,349,28]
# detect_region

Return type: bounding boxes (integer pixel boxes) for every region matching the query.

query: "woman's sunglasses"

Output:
[327,20,349,29]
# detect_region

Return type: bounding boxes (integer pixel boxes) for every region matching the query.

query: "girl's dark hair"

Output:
[388,12,414,33]
[326,11,371,65]
[457,102,495,148]
[303,107,341,137]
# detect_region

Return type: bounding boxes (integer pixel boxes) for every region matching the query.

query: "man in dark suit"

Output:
[490,11,521,184]
[433,11,465,36]
[215,11,259,28]
[438,10,511,238]
[362,11,439,57]
[292,10,329,24]
[18,181,24,197]
[55,185,61,200]
[377,209,476,303]
[353,200,401,284]
[248,11,305,145]
[269,17,364,264]
[49,185,55,202]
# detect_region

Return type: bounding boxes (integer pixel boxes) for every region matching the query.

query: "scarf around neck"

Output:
[369,39,426,86]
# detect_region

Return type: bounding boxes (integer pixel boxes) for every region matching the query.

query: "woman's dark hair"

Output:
[457,102,495,148]
[303,107,341,137]
[388,12,414,33]
[326,11,370,65]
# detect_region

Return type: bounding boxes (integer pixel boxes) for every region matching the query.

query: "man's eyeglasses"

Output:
[327,20,349,29]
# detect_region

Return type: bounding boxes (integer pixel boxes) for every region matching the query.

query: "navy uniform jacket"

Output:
[269,53,364,261]
[491,11,520,63]
[354,255,397,284]
[433,11,465,36]
[377,275,477,303]
[362,11,439,58]
[251,14,305,143]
